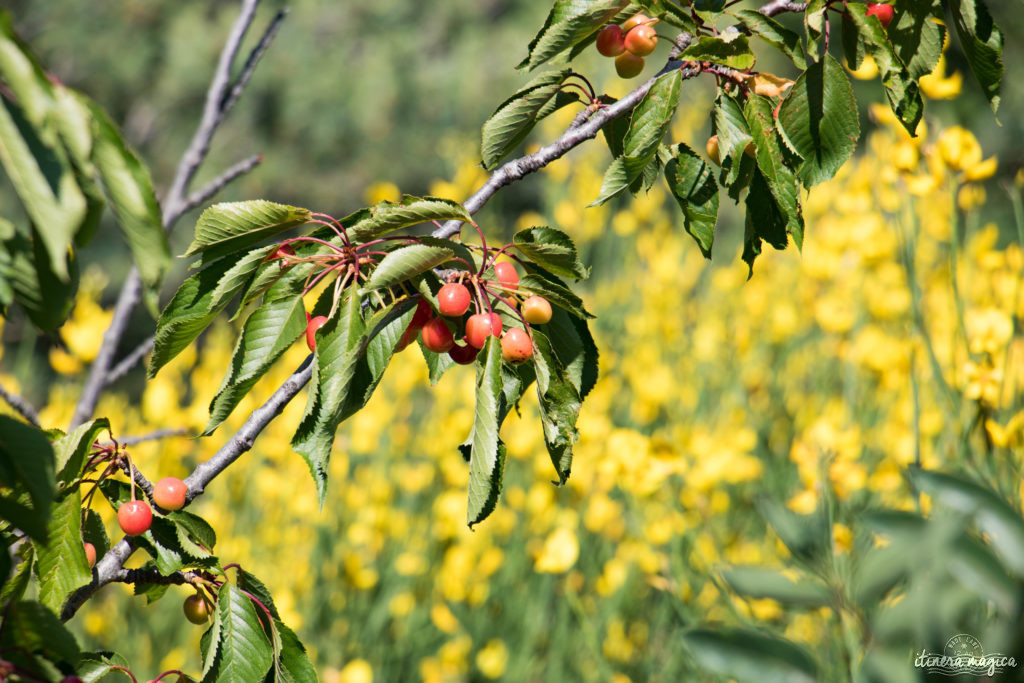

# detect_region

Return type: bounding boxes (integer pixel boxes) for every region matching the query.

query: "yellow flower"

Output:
[919,55,962,100]
[964,156,997,182]
[534,526,579,573]
[339,659,373,683]
[388,592,416,619]
[833,523,853,554]
[49,347,83,375]
[476,639,509,679]
[986,412,1024,448]
[430,603,461,634]
[365,181,401,204]
[937,126,982,171]
[966,308,1013,355]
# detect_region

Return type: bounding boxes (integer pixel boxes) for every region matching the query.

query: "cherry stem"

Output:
[310,212,351,248]
[482,283,531,335]
[566,71,597,101]
[471,222,489,276]
[109,665,139,683]
[152,670,186,683]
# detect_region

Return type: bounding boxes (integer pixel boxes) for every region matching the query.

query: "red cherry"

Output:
[421,317,455,353]
[493,262,519,291]
[521,296,552,324]
[624,25,657,57]
[466,312,503,349]
[865,3,893,28]
[501,328,534,364]
[153,477,188,511]
[184,593,210,625]
[118,500,153,537]
[622,13,650,31]
[409,298,432,330]
[438,283,472,317]
[596,25,626,57]
[448,341,480,365]
[615,52,645,78]
[306,315,328,352]
[83,542,96,568]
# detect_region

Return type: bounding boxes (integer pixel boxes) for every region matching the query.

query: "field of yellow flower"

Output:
[1,59,1021,682]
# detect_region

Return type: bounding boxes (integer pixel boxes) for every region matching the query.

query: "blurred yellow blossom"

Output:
[475,639,509,679]
[534,526,579,573]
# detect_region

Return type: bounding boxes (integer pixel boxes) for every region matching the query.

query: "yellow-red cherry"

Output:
[438,283,472,317]
[153,477,188,511]
[501,328,534,364]
[421,317,455,353]
[306,315,328,352]
[466,312,503,349]
[493,262,519,291]
[522,296,552,324]
[596,25,626,57]
[615,52,644,78]
[118,500,153,537]
[624,25,657,56]
[84,542,96,568]
[184,593,210,625]
[622,13,650,31]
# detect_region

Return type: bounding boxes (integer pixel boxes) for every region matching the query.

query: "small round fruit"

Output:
[438,283,472,317]
[596,25,626,57]
[622,13,650,31]
[448,342,480,365]
[118,500,153,537]
[615,52,645,79]
[306,315,328,352]
[466,312,503,349]
[865,3,894,28]
[184,593,210,625]
[421,317,455,353]
[706,135,721,166]
[409,298,432,330]
[493,261,519,291]
[83,542,96,568]
[624,25,657,56]
[521,296,553,324]
[153,477,188,511]
[501,328,534,364]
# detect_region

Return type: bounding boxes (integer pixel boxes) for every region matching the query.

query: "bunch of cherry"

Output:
[304,257,552,366]
[595,13,659,79]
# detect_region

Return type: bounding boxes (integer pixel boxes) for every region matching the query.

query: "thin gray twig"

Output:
[0,381,40,427]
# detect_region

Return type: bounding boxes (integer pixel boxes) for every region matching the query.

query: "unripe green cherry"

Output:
[184,593,210,625]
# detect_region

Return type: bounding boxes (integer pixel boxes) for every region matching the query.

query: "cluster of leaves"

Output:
[150,198,597,526]
[0,416,317,681]
[0,11,169,330]
[689,469,1024,681]
[481,0,1003,273]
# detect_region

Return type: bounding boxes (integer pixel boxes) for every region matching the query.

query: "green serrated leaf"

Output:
[204,291,307,434]
[533,331,580,484]
[887,1,945,82]
[733,10,806,69]
[209,244,279,312]
[341,195,471,242]
[513,226,588,279]
[948,0,1003,113]
[149,255,240,379]
[664,142,718,258]
[0,600,80,666]
[53,418,110,487]
[0,414,56,536]
[273,620,318,683]
[742,169,789,276]
[481,68,578,169]
[683,628,818,683]
[0,86,85,283]
[518,0,629,71]
[777,55,859,187]
[0,225,79,331]
[721,566,831,606]
[681,34,756,70]
[185,201,311,261]
[589,156,632,206]
[78,651,132,683]
[518,272,592,319]
[622,69,682,183]
[362,244,455,292]
[35,489,91,614]
[88,100,170,290]
[466,337,507,527]
[81,508,110,559]
[166,510,217,552]
[744,95,803,247]
[292,288,366,506]
[217,584,274,682]
[238,569,281,621]
[713,92,754,190]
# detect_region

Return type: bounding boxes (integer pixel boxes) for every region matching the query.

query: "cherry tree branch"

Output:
[759,0,808,16]
[60,0,811,622]
[69,2,285,431]
[105,336,155,384]
[0,381,40,427]
[61,355,314,620]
